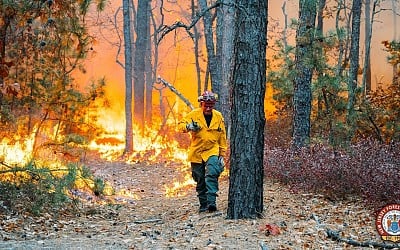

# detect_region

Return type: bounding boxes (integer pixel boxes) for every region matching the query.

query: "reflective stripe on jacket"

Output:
[178,108,227,163]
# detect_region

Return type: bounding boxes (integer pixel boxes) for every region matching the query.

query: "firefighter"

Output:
[178,90,227,212]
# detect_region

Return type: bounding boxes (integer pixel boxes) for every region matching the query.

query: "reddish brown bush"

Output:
[264,139,400,210]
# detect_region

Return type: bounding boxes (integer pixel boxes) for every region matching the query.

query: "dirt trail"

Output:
[0,158,383,249]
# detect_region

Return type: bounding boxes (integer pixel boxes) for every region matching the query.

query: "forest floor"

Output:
[0,155,391,250]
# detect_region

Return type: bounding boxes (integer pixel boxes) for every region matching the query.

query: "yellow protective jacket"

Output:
[178,108,227,163]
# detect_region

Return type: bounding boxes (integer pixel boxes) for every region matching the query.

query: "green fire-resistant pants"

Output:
[191,155,224,207]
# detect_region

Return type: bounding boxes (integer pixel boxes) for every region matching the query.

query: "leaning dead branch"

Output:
[157,76,194,110]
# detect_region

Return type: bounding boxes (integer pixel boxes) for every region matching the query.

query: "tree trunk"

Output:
[218,0,235,139]
[191,0,202,98]
[316,0,326,120]
[0,10,13,104]
[335,0,351,79]
[198,0,221,93]
[362,0,372,95]
[133,0,149,133]
[145,0,152,126]
[346,0,362,136]
[227,0,267,219]
[292,0,317,148]
[123,0,133,154]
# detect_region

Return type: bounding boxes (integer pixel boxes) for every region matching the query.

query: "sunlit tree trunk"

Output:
[145,0,152,126]
[316,0,326,120]
[362,0,372,95]
[133,0,149,133]
[292,0,317,148]
[346,0,362,137]
[198,0,221,93]
[123,0,133,154]
[227,0,267,219]
[218,0,235,139]
[215,1,223,100]
[150,6,163,124]
[191,0,202,98]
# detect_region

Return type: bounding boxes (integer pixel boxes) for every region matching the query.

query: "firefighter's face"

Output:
[201,101,214,115]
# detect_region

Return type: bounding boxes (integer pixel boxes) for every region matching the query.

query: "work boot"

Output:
[208,203,217,212]
[199,204,208,213]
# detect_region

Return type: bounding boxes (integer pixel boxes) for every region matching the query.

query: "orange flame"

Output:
[0,130,35,166]
[86,109,195,198]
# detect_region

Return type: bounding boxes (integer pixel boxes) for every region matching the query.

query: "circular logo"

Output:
[376,204,400,242]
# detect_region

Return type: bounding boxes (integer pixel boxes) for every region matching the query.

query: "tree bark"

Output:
[191,0,202,98]
[123,0,134,154]
[316,0,326,120]
[218,0,235,139]
[0,7,14,105]
[133,0,149,133]
[227,0,267,219]
[362,0,372,95]
[292,0,317,148]
[346,0,362,136]
[198,0,221,93]
[145,0,152,126]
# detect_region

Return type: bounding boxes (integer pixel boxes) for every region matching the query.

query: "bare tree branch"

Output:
[156,1,223,45]
[311,213,400,249]
[114,6,125,69]
[327,229,400,249]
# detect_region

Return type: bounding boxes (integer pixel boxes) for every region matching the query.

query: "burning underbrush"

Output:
[0,122,193,216]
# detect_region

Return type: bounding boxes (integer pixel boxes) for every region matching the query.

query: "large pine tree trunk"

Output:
[292,0,317,148]
[227,0,267,220]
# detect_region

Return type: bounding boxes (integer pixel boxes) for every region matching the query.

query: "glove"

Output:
[186,121,201,131]
[218,156,225,167]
